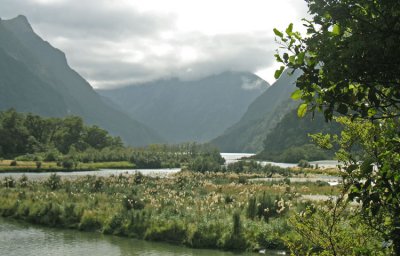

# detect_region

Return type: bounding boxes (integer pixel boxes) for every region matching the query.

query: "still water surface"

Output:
[0,218,283,256]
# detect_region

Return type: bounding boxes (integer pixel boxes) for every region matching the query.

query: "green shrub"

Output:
[145,220,186,244]
[103,212,125,235]
[3,176,16,188]
[223,212,247,251]
[298,159,311,168]
[61,159,74,169]
[18,175,29,188]
[45,173,61,190]
[247,196,257,220]
[61,203,81,228]
[79,210,102,231]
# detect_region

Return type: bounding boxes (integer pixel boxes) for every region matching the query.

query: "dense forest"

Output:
[0,109,123,158]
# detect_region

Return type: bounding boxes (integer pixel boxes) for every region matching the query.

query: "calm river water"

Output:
[0,218,284,256]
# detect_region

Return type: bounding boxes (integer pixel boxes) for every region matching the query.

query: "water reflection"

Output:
[1,218,283,256]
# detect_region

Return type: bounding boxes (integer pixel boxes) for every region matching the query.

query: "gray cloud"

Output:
[0,0,303,88]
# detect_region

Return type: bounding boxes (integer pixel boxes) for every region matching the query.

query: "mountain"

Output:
[0,15,163,146]
[257,108,341,162]
[98,72,268,143]
[211,70,301,153]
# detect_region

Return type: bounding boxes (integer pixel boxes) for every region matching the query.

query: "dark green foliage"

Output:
[79,211,102,231]
[274,0,400,253]
[246,196,257,220]
[145,220,187,244]
[223,211,247,251]
[274,0,400,121]
[61,203,81,228]
[61,159,75,169]
[0,109,124,158]
[257,193,277,223]
[130,152,162,168]
[187,145,225,172]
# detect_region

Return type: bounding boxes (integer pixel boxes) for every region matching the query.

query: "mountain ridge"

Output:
[210,70,301,153]
[98,71,268,143]
[0,15,163,146]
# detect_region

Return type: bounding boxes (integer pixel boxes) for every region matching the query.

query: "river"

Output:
[0,218,283,256]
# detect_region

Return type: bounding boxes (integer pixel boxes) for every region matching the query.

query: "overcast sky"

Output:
[1,0,309,88]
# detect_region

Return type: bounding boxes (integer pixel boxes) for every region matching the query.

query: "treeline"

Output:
[0,109,225,170]
[0,109,123,158]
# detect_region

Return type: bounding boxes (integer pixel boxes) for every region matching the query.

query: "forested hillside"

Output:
[257,109,341,162]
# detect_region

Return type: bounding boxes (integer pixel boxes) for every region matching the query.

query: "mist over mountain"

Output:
[0,15,163,146]
[98,72,268,143]
[211,70,301,153]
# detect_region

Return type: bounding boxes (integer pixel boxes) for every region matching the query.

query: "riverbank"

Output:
[1,217,281,255]
[0,170,341,252]
[0,159,135,173]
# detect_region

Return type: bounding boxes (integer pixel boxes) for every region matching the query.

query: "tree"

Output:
[0,109,30,157]
[274,0,400,121]
[274,0,400,253]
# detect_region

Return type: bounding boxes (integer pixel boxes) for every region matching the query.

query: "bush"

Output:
[298,159,311,168]
[79,210,102,231]
[61,159,74,169]
[223,212,247,251]
[18,174,29,188]
[145,220,186,244]
[3,176,16,188]
[45,173,61,190]
[36,161,42,169]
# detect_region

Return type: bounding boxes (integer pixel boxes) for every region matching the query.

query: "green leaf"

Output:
[274,54,283,63]
[274,66,285,79]
[285,23,293,35]
[297,103,308,117]
[297,52,305,65]
[368,108,377,117]
[332,24,340,36]
[289,56,296,65]
[273,28,283,38]
[291,89,303,100]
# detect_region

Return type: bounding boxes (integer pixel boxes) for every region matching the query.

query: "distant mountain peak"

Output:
[2,15,33,33]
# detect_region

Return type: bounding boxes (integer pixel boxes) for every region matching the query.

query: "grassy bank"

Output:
[0,171,338,252]
[0,160,134,173]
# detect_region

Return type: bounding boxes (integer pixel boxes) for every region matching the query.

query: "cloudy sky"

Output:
[1,0,309,88]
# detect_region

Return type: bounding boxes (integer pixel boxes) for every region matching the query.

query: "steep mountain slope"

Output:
[0,15,163,146]
[211,70,301,152]
[98,72,268,143]
[257,108,341,162]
